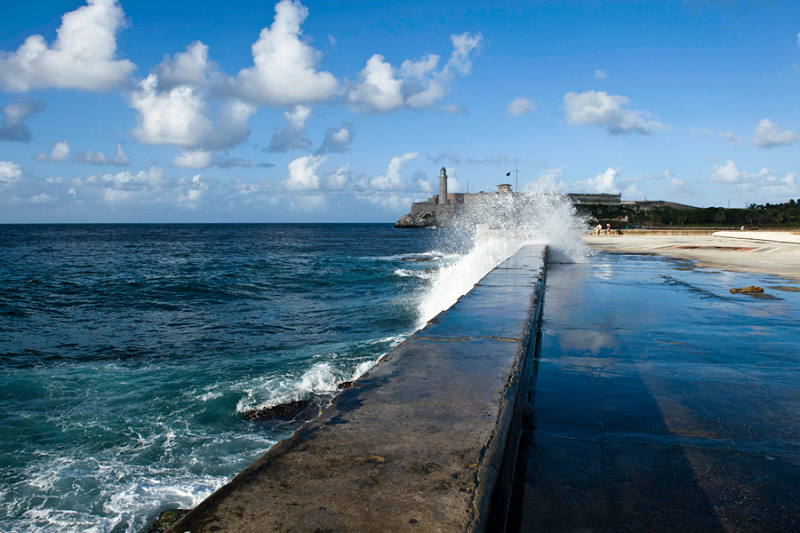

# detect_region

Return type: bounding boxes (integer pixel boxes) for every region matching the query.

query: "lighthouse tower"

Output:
[438,167,448,205]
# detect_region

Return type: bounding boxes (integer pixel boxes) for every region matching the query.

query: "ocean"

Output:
[0,223,479,533]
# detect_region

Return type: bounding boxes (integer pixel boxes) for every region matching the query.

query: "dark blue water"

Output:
[0,224,444,532]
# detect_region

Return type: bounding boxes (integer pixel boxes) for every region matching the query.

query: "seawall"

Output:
[168,244,547,533]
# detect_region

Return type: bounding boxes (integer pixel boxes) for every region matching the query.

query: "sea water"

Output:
[0,194,585,532]
[0,224,437,532]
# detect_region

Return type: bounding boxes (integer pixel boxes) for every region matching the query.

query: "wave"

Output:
[412,183,587,328]
[393,268,436,280]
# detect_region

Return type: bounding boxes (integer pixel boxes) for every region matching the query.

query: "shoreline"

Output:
[583,231,800,281]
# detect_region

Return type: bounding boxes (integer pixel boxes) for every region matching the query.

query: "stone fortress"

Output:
[394,167,694,228]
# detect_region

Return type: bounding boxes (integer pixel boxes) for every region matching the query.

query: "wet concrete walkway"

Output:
[511,252,800,532]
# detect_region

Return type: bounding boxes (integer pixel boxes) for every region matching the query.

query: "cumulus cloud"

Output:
[348,32,482,113]
[708,160,778,185]
[369,152,418,190]
[75,143,130,166]
[752,118,798,148]
[574,167,621,194]
[130,74,256,151]
[0,161,22,188]
[130,75,213,147]
[283,154,328,190]
[153,41,213,91]
[173,150,213,168]
[0,0,135,92]
[563,90,667,135]
[506,97,536,117]
[318,123,354,154]
[709,160,797,197]
[267,104,313,152]
[234,0,338,105]
[348,54,403,113]
[0,100,46,142]
[323,163,351,189]
[594,69,608,79]
[36,141,70,162]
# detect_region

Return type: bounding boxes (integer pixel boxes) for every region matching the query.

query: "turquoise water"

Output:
[0,224,446,532]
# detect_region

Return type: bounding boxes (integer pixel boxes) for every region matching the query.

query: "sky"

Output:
[0,0,799,223]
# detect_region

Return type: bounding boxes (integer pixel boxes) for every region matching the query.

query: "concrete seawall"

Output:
[169,245,547,533]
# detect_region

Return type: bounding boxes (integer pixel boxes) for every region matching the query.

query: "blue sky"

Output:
[1,0,798,223]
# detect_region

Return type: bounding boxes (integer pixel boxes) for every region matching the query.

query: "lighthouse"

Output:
[438,167,448,205]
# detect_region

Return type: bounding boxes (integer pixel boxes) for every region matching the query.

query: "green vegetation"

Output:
[577,199,800,228]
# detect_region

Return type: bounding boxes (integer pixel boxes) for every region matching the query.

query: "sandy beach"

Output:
[583,230,800,281]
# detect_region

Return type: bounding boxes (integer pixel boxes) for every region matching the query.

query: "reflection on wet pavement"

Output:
[510,253,800,532]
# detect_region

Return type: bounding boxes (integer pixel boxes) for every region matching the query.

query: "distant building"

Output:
[395,170,695,228]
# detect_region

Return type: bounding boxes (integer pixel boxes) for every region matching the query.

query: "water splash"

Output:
[415,182,586,327]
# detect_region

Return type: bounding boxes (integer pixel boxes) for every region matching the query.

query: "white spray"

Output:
[415,179,586,328]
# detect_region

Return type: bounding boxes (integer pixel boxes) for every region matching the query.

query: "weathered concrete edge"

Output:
[168,244,548,532]
[469,247,547,532]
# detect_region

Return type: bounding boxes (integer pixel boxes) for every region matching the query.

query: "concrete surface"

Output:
[510,253,800,532]
[584,233,800,280]
[169,245,546,533]
[712,230,800,244]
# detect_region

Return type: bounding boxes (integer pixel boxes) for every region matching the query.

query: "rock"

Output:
[337,381,353,390]
[730,286,764,294]
[394,211,436,228]
[242,399,316,422]
[142,508,190,533]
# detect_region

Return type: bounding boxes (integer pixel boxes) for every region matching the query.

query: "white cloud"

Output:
[173,150,213,168]
[348,32,482,113]
[130,74,256,150]
[131,74,213,147]
[234,0,338,105]
[0,0,135,92]
[506,97,536,117]
[797,31,800,47]
[563,90,667,135]
[752,118,798,148]
[369,152,418,190]
[75,144,130,166]
[710,160,745,184]
[267,104,313,152]
[82,166,168,191]
[319,123,354,154]
[0,100,46,142]
[709,160,798,198]
[594,69,608,79]
[348,54,404,113]
[574,167,621,193]
[153,41,212,90]
[323,163,351,190]
[0,161,22,188]
[283,154,328,190]
[36,141,70,161]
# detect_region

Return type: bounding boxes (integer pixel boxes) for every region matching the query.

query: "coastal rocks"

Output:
[143,509,190,533]
[242,399,318,422]
[243,381,356,422]
[730,286,764,294]
[395,211,436,229]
